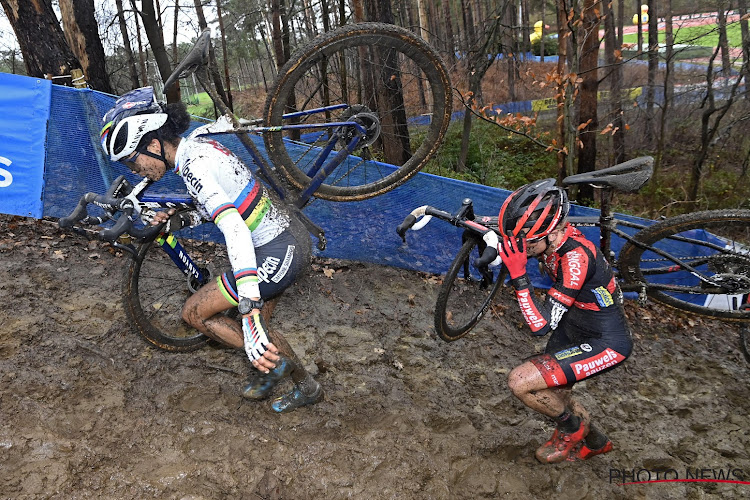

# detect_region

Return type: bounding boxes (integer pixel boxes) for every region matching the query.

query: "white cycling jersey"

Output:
[173,124,290,300]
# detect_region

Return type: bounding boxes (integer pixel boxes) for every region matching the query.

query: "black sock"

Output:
[554,409,581,433]
[584,425,609,449]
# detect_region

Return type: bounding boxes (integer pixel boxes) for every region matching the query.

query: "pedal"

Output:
[637,285,648,306]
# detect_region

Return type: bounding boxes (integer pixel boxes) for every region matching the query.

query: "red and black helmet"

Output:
[498,178,569,241]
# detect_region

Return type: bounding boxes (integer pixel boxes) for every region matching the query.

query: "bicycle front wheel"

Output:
[123,233,230,351]
[434,235,506,342]
[618,209,750,321]
[264,22,452,202]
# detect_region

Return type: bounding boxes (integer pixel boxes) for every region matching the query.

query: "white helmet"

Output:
[100,87,168,162]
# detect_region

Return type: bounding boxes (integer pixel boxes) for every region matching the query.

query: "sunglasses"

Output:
[123,150,142,165]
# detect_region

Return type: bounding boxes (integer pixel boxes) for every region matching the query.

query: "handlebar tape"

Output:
[474,246,499,268]
[396,214,417,241]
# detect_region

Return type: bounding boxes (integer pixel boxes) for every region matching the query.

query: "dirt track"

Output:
[0,214,748,499]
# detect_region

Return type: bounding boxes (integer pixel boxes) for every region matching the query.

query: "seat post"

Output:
[599,186,615,264]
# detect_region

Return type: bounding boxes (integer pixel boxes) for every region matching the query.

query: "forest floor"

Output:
[1,213,749,499]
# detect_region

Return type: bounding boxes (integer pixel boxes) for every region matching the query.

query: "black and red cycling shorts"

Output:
[529,307,633,388]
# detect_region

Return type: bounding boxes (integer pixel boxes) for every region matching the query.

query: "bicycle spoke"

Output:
[619,210,750,321]
[264,23,450,201]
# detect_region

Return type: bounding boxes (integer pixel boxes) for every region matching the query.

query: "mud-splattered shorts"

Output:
[530,308,632,388]
[217,227,306,305]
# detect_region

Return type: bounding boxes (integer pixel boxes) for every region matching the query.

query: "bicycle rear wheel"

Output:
[434,234,506,342]
[123,231,230,351]
[264,22,452,202]
[618,209,750,321]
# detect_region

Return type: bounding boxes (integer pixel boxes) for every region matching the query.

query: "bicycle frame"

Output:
[184,58,380,252]
[578,185,744,295]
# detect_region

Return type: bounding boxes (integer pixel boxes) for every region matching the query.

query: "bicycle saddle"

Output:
[562,156,654,193]
[163,28,212,91]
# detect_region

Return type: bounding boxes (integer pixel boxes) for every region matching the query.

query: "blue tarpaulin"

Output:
[0,73,51,218]
[0,78,736,310]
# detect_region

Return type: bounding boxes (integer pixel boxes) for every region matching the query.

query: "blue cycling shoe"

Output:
[242,356,292,400]
[271,379,324,413]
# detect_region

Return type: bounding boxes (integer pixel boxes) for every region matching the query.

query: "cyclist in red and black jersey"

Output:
[487,178,632,463]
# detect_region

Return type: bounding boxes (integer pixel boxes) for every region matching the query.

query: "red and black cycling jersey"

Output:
[513,224,620,336]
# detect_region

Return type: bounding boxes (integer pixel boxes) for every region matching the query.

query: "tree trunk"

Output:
[193,0,229,111]
[443,0,456,64]
[576,0,601,204]
[654,0,673,184]
[416,0,429,42]
[505,0,517,102]
[636,0,643,54]
[215,0,233,111]
[115,0,140,90]
[129,0,149,86]
[541,0,546,61]
[603,0,625,165]
[364,0,412,166]
[717,4,731,76]
[172,0,179,62]
[0,0,81,83]
[740,0,750,96]
[58,0,113,93]
[139,0,179,102]
[646,0,657,146]
[521,0,531,56]
[270,0,285,69]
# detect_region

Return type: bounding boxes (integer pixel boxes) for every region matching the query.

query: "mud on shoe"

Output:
[535,420,589,464]
[271,380,324,413]
[242,356,292,400]
[567,439,613,461]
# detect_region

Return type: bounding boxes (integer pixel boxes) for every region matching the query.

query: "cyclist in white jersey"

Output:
[100,87,322,413]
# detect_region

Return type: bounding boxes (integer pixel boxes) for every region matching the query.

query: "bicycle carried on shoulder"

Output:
[397,156,750,343]
[58,23,453,352]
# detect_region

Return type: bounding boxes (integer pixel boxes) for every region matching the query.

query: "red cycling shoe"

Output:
[535,420,589,464]
[567,439,613,461]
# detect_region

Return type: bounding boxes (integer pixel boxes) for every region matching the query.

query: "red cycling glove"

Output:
[499,235,528,280]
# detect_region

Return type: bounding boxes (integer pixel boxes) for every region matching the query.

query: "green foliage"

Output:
[421,119,558,190]
[531,36,559,56]
[186,91,215,119]
[622,22,744,48]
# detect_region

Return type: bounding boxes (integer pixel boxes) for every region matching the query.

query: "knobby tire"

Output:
[434,235,506,342]
[123,235,232,352]
[618,209,750,321]
[264,22,452,202]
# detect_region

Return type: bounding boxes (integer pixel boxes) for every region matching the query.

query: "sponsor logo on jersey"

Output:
[580,343,592,352]
[257,256,281,283]
[517,289,545,330]
[181,164,204,193]
[593,285,614,307]
[563,251,583,288]
[554,346,582,360]
[549,299,568,330]
[122,100,149,109]
[573,348,624,380]
[531,354,568,386]
[271,245,295,283]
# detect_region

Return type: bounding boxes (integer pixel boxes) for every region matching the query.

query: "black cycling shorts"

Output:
[217,228,305,304]
[530,307,633,388]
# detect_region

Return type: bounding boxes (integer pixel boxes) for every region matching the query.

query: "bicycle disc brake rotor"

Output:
[188,265,213,293]
[339,105,381,150]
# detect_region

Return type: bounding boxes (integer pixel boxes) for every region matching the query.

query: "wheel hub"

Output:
[339,105,381,149]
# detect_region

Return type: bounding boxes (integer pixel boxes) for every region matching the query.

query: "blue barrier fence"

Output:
[0,74,733,306]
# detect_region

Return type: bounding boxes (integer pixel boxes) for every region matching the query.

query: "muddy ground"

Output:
[0,214,748,499]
